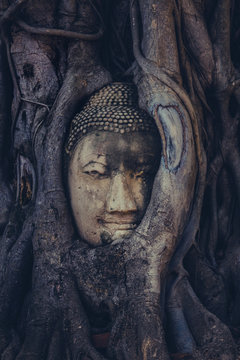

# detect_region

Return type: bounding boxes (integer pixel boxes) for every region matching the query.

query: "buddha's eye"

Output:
[83,168,108,179]
[134,167,153,180]
[135,170,145,178]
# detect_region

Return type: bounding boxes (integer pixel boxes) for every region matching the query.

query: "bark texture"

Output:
[0,0,240,359]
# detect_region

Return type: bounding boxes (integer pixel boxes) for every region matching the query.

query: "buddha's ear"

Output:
[145,89,185,172]
[135,85,198,241]
[154,104,184,172]
[135,77,185,172]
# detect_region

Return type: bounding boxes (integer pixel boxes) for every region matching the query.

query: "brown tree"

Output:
[0,0,240,359]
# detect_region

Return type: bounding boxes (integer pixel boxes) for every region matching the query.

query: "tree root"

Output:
[168,277,237,359]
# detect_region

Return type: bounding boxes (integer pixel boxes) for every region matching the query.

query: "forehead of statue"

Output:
[72,131,160,169]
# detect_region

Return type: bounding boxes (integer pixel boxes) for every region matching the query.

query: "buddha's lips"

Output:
[106,223,137,230]
[98,219,137,230]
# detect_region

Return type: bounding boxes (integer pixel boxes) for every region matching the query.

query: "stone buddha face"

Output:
[66,83,161,247]
[68,131,160,246]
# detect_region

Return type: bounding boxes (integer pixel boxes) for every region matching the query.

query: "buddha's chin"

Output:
[100,229,134,245]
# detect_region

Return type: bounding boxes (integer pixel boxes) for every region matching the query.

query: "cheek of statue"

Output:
[68,132,160,247]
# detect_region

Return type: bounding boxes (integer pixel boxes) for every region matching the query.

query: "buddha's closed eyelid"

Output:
[82,161,107,170]
[82,162,109,179]
[135,168,152,178]
[128,163,158,180]
[132,163,154,172]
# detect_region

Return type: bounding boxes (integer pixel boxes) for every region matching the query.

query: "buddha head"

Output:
[65,83,161,247]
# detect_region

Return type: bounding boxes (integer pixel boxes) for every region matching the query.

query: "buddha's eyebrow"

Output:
[137,152,158,159]
[82,160,107,168]
[131,153,158,163]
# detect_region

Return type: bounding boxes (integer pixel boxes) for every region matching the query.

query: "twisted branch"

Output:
[0,0,28,28]
[16,19,104,41]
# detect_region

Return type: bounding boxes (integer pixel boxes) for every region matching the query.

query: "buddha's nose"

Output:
[106,172,137,214]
